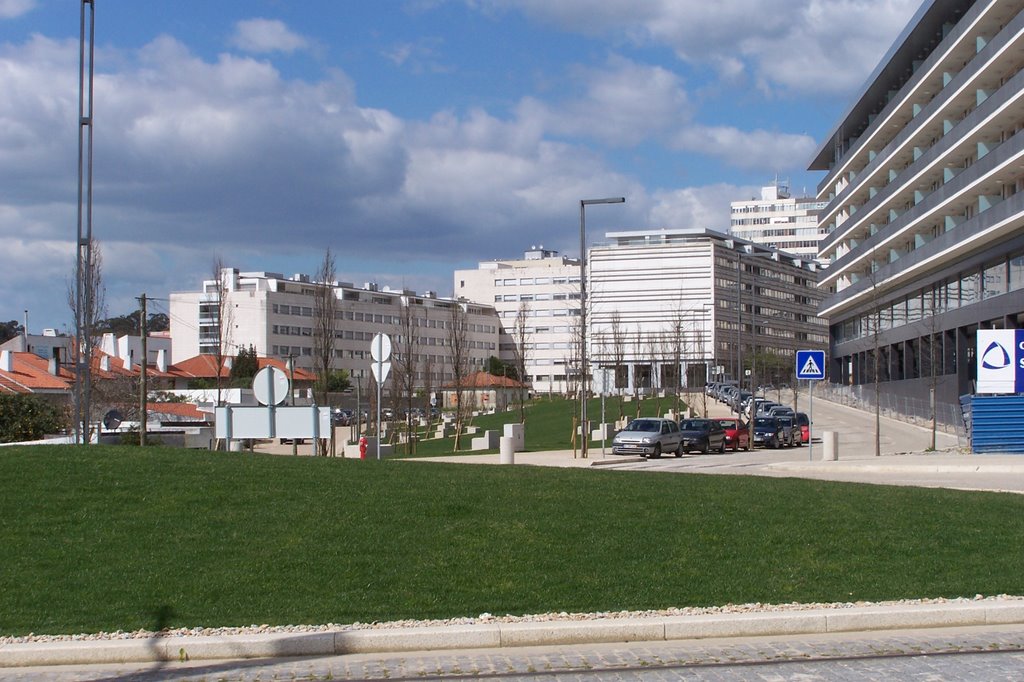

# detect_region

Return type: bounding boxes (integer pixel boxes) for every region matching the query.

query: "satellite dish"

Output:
[253,366,291,406]
[102,409,123,430]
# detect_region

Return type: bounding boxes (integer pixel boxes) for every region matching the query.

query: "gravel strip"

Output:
[3,594,1021,645]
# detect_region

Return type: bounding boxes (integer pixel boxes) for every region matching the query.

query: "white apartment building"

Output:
[170,269,499,390]
[589,228,826,393]
[809,0,1024,411]
[458,235,827,397]
[454,247,581,394]
[730,182,828,263]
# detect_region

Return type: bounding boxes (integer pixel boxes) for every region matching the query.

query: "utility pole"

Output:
[138,293,147,446]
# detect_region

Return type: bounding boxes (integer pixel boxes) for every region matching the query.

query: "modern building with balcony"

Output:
[810,0,1024,411]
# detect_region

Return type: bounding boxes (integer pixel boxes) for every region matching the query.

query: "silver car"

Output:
[611,417,683,458]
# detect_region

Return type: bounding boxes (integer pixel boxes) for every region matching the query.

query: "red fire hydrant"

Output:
[359,436,368,460]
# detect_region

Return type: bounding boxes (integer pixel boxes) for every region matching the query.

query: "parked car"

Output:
[715,418,751,452]
[776,415,797,447]
[794,412,810,444]
[755,402,781,417]
[611,417,683,458]
[331,408,353,426]
[752,416,785,449]
[678,418,727,454]
[768,405,795,419]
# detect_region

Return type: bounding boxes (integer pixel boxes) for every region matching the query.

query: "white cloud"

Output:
[472,0,921,95]
[515,54,691,146]
[0,0,34,20]
[648,183,752,232]
[673,125,818,172]
[0,32,648,323]
[229,18,310,54]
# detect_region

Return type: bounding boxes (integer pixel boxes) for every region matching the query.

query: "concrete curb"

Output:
[3,600,1023,668]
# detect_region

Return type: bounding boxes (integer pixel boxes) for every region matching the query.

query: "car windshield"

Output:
[717,420,737,429]
[680,420,709,430]
[624,419,660,432]
[777,417,793,426]
[754,417,775,427]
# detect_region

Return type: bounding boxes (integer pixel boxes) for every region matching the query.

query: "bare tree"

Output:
[211,257,234,408]
[511,300,531,423]
[447,302,470,452]
[396,297,421,454]
[666,309,686,419]
[312,249,338,455]
[67,240,107,441]
[609,310,627,420]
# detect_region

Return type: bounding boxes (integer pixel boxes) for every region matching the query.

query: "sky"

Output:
[0,0,924,331]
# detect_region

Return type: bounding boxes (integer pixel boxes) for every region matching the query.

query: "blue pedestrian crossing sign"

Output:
[796,350,826,380]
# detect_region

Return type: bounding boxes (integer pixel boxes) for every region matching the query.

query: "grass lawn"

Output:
[394,394,683,456]
[1,445,1023,637]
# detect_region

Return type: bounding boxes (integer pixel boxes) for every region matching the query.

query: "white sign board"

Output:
[977,329,1024,394]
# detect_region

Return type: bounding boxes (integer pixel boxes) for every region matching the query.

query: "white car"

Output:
[611,418,683,458]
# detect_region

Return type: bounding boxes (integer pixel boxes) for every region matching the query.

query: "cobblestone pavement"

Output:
[5,625,1024,681]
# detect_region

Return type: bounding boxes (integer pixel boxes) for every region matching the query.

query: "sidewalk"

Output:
[3,598,1023,668]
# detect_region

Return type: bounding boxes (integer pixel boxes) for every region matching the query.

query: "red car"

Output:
[794,412,810,445]
[716,418,751,451]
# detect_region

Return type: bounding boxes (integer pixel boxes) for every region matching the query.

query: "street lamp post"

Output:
[579,196,625,458]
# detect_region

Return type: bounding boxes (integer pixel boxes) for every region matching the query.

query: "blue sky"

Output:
[0,0,923,330]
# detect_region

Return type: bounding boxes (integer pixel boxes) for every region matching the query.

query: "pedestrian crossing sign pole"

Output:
[796,350,826,461]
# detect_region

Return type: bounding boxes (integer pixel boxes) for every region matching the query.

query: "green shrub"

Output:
[0,394,63,443]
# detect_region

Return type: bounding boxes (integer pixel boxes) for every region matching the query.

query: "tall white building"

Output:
[454,247,581,394]
[170,268,499,389]
[457,235,827,397]
[589,228,826,393]
[730,182,828,262]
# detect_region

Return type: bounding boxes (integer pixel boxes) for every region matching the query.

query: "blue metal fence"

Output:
[962,394,1024,454]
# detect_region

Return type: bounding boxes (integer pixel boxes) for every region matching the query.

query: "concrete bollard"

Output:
[499,436,515,464]
[822,430,839,461]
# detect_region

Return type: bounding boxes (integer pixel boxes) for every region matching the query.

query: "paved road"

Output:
[7,625,1024,680]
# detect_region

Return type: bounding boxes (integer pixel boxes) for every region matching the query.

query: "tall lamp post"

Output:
[579,196,625,458]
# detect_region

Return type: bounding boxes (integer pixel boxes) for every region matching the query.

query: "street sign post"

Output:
[795,350,826,461]
[370,334,392,460]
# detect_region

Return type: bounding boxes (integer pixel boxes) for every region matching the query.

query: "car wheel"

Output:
[675,443,684,457]
[651,444,662,459]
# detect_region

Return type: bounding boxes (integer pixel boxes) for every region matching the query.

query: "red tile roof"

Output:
[0,352,73,394]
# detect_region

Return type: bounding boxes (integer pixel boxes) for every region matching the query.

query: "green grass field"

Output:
[394,394,684,456]
[1,445,1022,637]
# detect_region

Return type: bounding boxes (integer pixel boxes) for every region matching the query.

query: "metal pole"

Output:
[139,293,147,447]
[75,0,96,445]
[578,197,624,459]
[808,380,815,461]
[579,200,587,459]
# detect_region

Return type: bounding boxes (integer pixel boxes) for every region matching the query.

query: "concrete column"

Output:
[499,436,515,465]
[822,431,839,461]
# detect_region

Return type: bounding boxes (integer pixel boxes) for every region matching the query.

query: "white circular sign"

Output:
[370,333,392,362]
[252,366,291,406]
